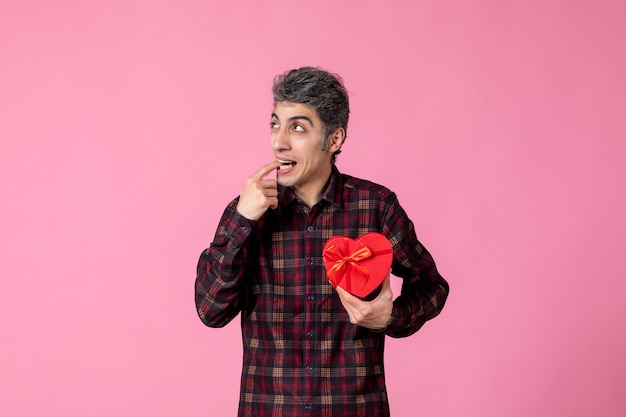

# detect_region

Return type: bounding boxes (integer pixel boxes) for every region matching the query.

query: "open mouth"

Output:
[278,160,296,170]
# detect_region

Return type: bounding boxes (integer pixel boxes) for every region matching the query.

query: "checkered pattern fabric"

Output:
[196,166,449,417]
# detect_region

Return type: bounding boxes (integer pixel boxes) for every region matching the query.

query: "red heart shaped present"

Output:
[322,232,393,299]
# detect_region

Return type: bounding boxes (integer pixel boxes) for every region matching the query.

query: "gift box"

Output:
[322,232,393,299]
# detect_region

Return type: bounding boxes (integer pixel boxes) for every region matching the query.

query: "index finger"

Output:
[251,160,282,180]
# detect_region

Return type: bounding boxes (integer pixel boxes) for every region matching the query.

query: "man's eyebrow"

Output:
[271,113,314,126]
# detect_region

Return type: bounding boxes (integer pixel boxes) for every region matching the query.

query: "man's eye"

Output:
[270,122,279,129]
[293,125,305,132]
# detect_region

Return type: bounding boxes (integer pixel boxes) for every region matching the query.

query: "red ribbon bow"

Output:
[323,242,373,291]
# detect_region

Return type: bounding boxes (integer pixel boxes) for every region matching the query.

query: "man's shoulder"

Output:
[338,172,395,199]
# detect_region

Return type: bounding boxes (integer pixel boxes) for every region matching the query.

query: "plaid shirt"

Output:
[196,165,449,417]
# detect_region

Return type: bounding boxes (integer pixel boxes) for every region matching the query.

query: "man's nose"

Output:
[271,129,289,150]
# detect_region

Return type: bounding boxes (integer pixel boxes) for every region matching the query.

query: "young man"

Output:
[195,67,449,417]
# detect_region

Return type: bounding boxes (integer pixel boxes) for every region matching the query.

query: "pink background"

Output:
[1,1,625,416]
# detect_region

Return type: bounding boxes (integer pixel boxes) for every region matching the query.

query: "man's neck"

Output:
[291,165,333,208]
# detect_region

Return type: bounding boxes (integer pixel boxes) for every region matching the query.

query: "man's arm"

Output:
[195,202,254,327]
[333,193,448,335]
[195,161,282,327]
[381,194,449,337]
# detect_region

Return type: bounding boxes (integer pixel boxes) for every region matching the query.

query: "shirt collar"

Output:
[320,164,343,208]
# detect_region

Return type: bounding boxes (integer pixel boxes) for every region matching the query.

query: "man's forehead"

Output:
[272,101,318,120]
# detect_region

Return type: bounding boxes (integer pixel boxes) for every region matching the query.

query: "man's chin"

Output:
[277,178,295,188]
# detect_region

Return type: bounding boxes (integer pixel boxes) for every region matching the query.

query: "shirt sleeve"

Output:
[195,200,255,328]
[381,193,449,338]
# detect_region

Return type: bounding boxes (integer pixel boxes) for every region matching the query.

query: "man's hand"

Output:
[334,273,393,330]
[236,161,282,221]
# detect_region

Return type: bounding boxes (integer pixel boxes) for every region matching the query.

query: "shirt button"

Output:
[307,295,315,301]
[304,404,312,411]
[306,365,313,372]
[307,260,314,267]
[241,226,249,233]
[307,331,313,339]
[306,226,314,232]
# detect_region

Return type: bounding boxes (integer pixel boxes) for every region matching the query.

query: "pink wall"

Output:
[1,1,625,416]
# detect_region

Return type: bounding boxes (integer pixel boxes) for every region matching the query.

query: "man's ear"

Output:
[327,128,345,153]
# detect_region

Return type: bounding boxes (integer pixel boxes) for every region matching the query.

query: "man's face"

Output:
[271,101,335,198]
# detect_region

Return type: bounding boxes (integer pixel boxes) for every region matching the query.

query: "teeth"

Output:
[278,160,294,170]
